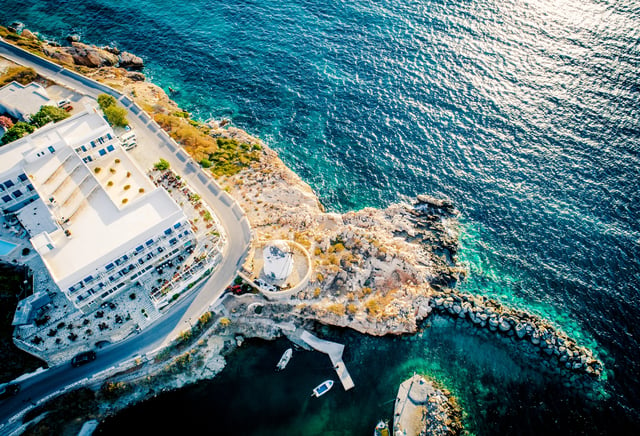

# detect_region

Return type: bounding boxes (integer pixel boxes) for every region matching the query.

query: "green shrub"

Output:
[103,105,129,127]
[30,105,70,127]
[97,94,117,110]
[199,158,211,168]
[1,121,35,144]
[154,158,171,171]
[0,66,37,87]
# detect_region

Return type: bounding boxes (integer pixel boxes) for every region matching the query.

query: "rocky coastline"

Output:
[2,26,604,434]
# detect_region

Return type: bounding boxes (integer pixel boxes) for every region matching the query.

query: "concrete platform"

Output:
[294,328,355,391]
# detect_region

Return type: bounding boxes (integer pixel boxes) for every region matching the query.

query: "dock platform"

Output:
[393,374,434,436]
[291,329,355,391]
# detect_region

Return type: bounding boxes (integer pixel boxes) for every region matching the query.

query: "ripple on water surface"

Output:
[2,0,640,432]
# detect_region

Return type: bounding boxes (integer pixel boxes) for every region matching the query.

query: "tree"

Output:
[103,105,129,127]
[97,93,117,110]
[153,158,171,171]
[1,122,35,145]
[30,105,70,127]
[0,116,14,129]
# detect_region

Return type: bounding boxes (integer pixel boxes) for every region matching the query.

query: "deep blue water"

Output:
[2,0,640,433]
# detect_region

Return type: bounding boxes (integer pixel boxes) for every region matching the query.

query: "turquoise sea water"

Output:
[2,0,639,433]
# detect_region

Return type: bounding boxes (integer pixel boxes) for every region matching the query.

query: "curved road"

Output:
[0,40,252,429]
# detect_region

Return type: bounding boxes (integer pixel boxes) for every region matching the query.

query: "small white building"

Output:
[0,109,196,312]
[263,240,294,283]
[0,81,53,122]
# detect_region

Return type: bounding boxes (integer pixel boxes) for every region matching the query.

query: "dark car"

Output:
[71,350,97,367]
[0,383,20,399]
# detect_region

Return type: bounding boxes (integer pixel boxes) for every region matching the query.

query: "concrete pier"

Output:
[291,329,355,391]
[393,374,432,436]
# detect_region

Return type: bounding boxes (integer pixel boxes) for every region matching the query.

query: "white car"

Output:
[57,99,71,108]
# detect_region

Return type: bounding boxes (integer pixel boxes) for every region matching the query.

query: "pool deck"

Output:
[0,238,19,256]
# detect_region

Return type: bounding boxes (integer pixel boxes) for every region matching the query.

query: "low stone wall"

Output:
[428,290,603,377]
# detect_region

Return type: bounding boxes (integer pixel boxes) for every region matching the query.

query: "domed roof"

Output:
[263,241,293,282]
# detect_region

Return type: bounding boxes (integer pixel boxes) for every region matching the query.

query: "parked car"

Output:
[0,383,20,399]
[71,350,97,367]
[62,104,73,112]
[57,99,71,108]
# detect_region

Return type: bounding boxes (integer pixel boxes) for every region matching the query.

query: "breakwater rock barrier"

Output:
[427,290,603,378]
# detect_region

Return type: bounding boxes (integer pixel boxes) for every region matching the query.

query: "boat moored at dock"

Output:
[374,420,390,436]
[276,348,292,371]
[311,380,334,397]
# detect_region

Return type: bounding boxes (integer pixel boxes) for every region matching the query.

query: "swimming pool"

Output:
[0,239,18,256]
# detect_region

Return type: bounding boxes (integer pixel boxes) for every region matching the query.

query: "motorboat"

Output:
[374,420,390,436]
[311,379,334,397]
[276,348,292,371]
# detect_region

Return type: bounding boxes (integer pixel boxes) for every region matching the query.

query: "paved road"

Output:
[0,40,252,428]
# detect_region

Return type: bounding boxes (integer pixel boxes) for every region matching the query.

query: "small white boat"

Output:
[311,379,334,397]
[374,420,390,436]
[276,348,292,371]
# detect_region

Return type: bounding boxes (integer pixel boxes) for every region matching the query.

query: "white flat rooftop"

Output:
[39,187,182,287]
[16,197,58,236]
[0,81,52,118]
[0,110,187,289]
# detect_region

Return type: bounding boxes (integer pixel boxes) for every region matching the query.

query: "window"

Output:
[107,133,113,140]
[12,190,22,198]
[174,222,182,229]
[107,145,115,152]
[145,239,154,246]
[75,147,82,153]
[164,228,172,235]
[105,262,115,271]
[84,275,94,283]
[135,245,144,252]
[169,238,177,246]
[99,148,107,156]
[3,180,14,188]
[27,184,34,192]
[2,195,11,203]
[48,146,55,153]
[90,141,96,148]
[81,145,87,152]
[18,174,28,182]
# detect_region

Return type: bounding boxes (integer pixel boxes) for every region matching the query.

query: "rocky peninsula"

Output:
[1,26,603,434]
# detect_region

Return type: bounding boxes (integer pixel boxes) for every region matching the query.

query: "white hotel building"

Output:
[0,109,195,312]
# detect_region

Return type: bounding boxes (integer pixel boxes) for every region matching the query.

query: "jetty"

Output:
[393,374,431,436]
[288,328,355,391]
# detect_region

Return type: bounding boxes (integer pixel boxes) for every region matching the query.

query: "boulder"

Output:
[127,71,146,82]
[43,45,75,65]
[102,45,120,55]
[119,51,144,70]
[68,42,119,67]
[498,319,511,332]
[21,29,38,40]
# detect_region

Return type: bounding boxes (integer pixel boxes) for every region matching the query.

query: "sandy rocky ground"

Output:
[5,31,603,435]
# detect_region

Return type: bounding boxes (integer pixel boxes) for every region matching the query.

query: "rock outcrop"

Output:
[66,42,119,68]
[118,51,144,70]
